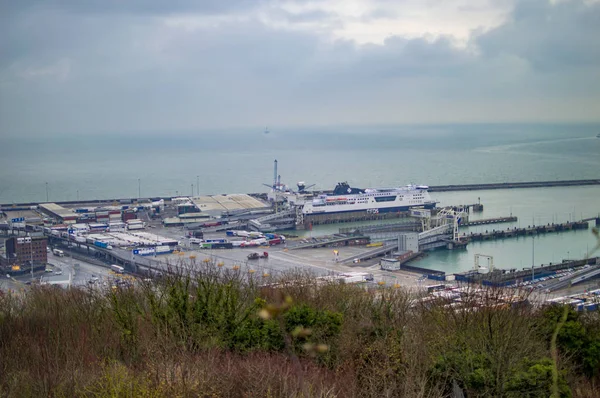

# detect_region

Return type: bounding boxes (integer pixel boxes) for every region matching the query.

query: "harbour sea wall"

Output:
[1,179,600,208]
[426,179,600,192]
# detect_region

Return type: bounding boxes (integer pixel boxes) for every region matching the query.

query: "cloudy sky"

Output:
[1,0,599,135]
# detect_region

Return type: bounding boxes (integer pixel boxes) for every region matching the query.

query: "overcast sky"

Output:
[1,0,599,136]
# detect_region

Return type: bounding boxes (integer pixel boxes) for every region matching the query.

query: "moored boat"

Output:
[302,182,436,215]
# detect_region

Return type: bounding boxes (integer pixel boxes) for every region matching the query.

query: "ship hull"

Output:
[302,182,436,216]
[303,202,436,216]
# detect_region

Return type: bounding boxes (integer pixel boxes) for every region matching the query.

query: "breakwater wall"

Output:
[427,179,600,192]
[455,257,599,287]
[2,179,600,209]
[465,221,590,242]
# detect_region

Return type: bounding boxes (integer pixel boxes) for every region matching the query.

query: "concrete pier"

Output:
[428,179,600,192]
[461,216,518,227]
[465,221,589,242]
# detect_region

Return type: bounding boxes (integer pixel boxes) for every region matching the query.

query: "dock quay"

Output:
[460,216,518,227]
[455,257,600,287]
[465,220,591,242]
[338,244,397,264]
[427,179,600,192]
[288,235,370,250]
[339,220,421,234]
[301,210,411,228]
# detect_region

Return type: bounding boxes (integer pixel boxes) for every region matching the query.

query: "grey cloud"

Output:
[1,0,599,136]
[477,0,600,71]
[0,0,256,16]
[280,9,337,23]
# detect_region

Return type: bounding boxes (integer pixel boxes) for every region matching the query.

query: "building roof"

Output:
[39,203,76,219]
[191,194,267,213]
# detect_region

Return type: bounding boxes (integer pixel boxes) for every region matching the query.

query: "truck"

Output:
[189,231,204,239]
[52,249,64,257]
[247,252,269,260]
[205,239,227,244]
[211,242,233,249]
[111,264,125,274]
[94,241,109,249]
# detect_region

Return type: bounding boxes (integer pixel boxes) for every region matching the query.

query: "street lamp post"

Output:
[197,175,199,196]
[138,179,141,199]
[531,238,535,281]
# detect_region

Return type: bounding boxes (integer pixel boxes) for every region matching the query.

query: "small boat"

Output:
[596,133,600,138]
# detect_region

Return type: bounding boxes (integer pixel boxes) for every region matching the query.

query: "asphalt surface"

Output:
[2,250,126,292]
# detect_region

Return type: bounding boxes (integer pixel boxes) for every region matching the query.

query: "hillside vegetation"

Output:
[0,264,599,397]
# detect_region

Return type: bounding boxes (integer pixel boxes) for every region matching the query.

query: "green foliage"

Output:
[283,304,343,340]
[540,305,600,378]
[229,317,285,352]
[433,353,572,398]
[2,273,600,397]
[505,358,571,398]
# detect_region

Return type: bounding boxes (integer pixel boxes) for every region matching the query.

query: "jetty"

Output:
[465,220,591,242]
[428,179,600,192]
[460,216,518,227]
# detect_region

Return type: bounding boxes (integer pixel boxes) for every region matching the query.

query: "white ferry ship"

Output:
[302,182,436,215]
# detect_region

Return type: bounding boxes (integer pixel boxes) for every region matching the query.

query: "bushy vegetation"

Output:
[1,263,599,397]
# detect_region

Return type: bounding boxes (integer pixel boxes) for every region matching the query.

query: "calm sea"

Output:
[1,123,599,272]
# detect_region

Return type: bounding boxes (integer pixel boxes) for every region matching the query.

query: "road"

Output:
[1,250,121,292]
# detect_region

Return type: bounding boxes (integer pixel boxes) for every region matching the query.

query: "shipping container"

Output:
[122,213,137,222]
[94,241,108,249]
[155,246,172,253]
[249,238,267,245]
[211,242,233,249]
[205,239,227,244]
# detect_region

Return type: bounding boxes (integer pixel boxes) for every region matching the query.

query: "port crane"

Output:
[262,160,315,194]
